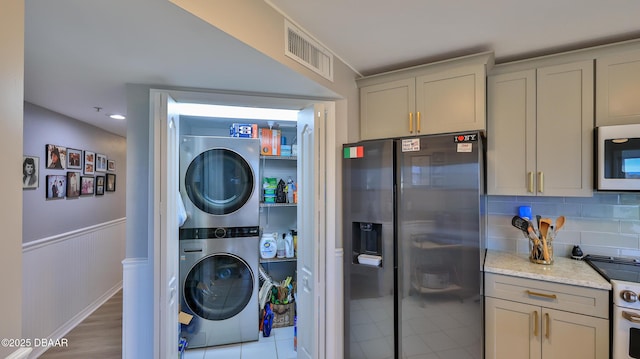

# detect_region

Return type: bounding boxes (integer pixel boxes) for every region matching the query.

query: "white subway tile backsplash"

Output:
[487,193,640,257]
[581,231,639,249]
[620,221,640,234]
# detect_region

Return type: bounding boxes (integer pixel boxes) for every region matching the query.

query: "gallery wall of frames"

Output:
[24,144,118,198]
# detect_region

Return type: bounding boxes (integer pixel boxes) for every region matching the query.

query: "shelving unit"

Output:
[259,151,298,286]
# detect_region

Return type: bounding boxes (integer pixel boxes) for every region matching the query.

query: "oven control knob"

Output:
[621,290,638,303]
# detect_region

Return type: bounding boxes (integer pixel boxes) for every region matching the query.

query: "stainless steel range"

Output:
[585,255,640,359]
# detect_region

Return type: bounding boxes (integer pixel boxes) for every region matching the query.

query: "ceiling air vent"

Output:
[285,20,333,82]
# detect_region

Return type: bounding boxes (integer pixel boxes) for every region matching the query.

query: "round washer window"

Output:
[183,254,254,320]
[184,149,254,215]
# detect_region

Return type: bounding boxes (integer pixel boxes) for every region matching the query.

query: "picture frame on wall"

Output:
[46,144,66,170]
[95,175,105,196]
[84,151,95,175]
[46,174,66,199]
[23,155,39,189]
[96,153,107,172]
[106,173,116,192]
[67,148,82,170]
[107,160,115,172]
[66,171,80,198]
[80,176,95,196]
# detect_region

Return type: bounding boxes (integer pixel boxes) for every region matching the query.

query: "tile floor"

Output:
[183,326,297,359]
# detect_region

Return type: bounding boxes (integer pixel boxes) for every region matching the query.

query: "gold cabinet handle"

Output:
[538,172,544,193]
[533,310,539,337]
[623,311,640,323]
[528,172,534,193]
[417,111,421,133]
[409,112,413,133]
[545,313,550,339]
[526,290,557,300]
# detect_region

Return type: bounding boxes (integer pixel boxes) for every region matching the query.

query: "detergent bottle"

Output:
[260,232,277,259]
[285,231,294,258]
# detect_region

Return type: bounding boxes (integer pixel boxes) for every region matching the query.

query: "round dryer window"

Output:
[183,254,255,320]
[184,149,254,215]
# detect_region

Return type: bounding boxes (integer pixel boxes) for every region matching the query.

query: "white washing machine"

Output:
[179,227,260,348]
[180,136,260,229]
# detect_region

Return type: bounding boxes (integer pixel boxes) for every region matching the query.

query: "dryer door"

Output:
[184,148,254,215]
[183,253,255,320]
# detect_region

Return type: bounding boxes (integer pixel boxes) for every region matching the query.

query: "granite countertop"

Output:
[484,250,612,291]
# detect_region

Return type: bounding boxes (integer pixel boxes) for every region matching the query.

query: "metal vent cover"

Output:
[285,20,333,81]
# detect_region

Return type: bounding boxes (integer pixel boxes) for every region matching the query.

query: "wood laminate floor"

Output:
[39,290,122,359]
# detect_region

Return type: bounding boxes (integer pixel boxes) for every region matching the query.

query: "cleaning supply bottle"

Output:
[285,231,294,258]
[277,233,286,258]
[260,233,277,259]
[286,177,295,203]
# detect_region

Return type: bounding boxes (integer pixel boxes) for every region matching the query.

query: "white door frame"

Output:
[149,89,340,358]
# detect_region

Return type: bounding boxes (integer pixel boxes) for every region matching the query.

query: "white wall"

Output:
[0,2,24,358]
[22,103,127,242]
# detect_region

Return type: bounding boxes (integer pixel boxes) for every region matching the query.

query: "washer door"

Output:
[184,148,254,215]
[183,253,255,320]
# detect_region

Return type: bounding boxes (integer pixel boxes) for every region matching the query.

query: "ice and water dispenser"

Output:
[352,222,383,266]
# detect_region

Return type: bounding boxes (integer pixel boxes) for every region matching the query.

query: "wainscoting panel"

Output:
[22,219,125,358]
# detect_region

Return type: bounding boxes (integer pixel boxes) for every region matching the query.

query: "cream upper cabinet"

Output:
[416,64,487,134]
[359,78,416,140]
[487,60,594,197]
[596,50,640,126]
[358,52,493,141]
[485,273,609,359]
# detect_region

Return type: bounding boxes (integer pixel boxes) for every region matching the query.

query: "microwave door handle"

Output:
[622,311,640,323]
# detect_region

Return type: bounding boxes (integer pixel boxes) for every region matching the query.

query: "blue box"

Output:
[230,123,258,138]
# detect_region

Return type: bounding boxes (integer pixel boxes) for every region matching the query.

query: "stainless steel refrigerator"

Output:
[343,132,485,359]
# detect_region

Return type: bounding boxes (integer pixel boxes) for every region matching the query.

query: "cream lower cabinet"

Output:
[358,52,492,140]
[485,273,609,359]
[487,60,593,197]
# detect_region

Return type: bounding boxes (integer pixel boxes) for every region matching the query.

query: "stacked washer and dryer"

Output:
[179,136,261,348]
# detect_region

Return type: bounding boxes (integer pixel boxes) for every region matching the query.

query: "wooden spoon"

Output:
[539,221,551,262]
[555,215,566,232]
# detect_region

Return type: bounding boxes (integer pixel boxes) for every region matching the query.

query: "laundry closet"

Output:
[177,108,300,356]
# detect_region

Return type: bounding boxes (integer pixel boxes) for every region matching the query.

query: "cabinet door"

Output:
[485,297,541,359]
[360,78,415,140]
[416,64,486,135]
[541,308,609,359]
[536,60,594,197]
[487,70,537,195]
[596,50,640,126]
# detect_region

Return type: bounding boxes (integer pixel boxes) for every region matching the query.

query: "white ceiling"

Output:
[25,1,640,137]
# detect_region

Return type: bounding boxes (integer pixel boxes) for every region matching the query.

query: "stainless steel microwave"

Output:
[596,124,640,191]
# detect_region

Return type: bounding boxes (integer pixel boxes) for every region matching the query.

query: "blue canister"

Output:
[518,206,532,220]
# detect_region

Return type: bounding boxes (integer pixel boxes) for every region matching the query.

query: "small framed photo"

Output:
[80,176,95,196]
[107,160,116,172]
[95,176,105,196]
[46,144,66,170]
[23,155,39,189]
[67,148,82,170]
[66,172,81,198]
[84,151,95,175]
[96,153,108,172]
[106,173,116,192]
[46,175,66,199]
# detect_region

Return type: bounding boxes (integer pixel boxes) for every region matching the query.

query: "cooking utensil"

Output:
[555,215,566,232]
[539,221,551,262]
[536,215,542,232]
[511,215,530,233]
